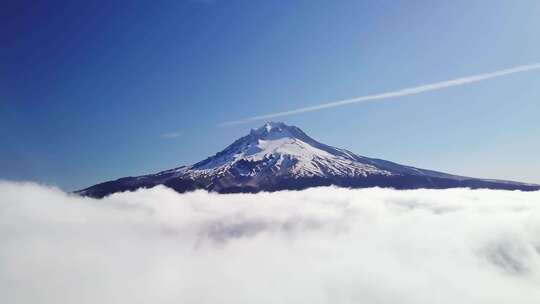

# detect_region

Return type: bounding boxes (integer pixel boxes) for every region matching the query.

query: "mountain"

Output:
[77,122,540,198]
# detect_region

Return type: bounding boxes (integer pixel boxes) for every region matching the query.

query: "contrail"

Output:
[220,62,540,126]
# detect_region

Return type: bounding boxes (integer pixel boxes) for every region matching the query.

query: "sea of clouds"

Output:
[1,181,540,304]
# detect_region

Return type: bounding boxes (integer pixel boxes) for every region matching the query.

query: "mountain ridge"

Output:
[77,122,540,198]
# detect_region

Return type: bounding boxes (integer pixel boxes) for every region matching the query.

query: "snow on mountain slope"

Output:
[186,122,393,179]
[77,122,540,198]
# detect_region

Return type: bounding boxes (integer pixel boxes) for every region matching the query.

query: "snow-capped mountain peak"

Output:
[77,122,540,198]
[189,122,391,179]
[249,121,308,141]
[252,121,289,135]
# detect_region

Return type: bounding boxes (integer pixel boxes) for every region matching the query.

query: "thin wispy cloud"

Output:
[220,62,540,126]
[160,131,183,139]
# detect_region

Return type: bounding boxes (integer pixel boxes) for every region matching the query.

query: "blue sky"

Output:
[2,0,540,190]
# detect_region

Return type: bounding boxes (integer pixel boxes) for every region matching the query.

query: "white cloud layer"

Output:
[1,181,540,304]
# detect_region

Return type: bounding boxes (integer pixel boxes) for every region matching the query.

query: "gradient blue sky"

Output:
[2,0,540,190]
